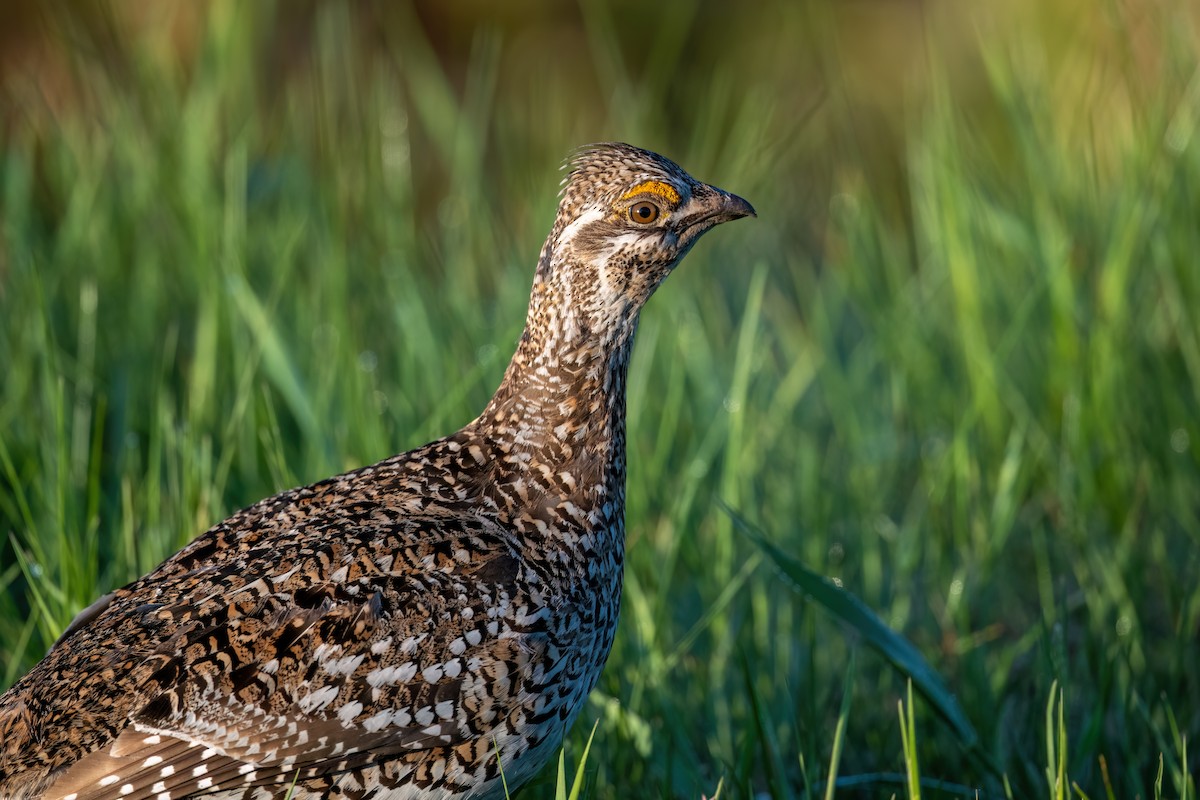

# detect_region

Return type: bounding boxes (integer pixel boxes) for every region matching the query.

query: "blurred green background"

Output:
[2,1,1199,797]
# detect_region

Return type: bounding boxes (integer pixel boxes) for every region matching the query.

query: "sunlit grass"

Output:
[2,1,1199,797]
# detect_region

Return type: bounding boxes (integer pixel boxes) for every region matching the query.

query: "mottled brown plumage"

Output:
[0,143,753,800]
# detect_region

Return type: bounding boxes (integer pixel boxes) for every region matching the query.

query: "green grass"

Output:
[2,0,1200,797]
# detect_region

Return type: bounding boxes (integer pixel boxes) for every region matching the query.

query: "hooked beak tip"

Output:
[723,192,756,220]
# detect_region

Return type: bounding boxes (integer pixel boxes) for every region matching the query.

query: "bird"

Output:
[0,142,754,800]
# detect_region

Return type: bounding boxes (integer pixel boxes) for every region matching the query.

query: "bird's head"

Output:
[535,143,755,335]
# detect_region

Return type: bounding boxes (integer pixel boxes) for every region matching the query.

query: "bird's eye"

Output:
[629,201,660,225]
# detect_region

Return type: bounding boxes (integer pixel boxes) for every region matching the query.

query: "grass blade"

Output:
[722,503,996,781]
[823,650,856,800]
[899,679,922,800]
[567,720,600,800]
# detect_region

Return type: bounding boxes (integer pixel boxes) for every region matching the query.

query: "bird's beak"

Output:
[716,190,756,221]
[679,186,756,241]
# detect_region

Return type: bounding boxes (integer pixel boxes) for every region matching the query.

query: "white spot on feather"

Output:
[325,653,365,677]
[298,684,339,713]
[337,700,364,724]
[362,708,395,732]
[366,661,417,687]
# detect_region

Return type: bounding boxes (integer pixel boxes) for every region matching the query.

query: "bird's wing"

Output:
[39,509,543,800]
[40,709,409,800]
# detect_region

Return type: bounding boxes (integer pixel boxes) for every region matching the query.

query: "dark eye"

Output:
[629,201,660,224]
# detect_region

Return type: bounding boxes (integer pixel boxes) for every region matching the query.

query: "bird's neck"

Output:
[469,259,638,529]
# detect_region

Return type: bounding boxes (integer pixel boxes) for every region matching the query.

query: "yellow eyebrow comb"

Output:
[620,180,681,206]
